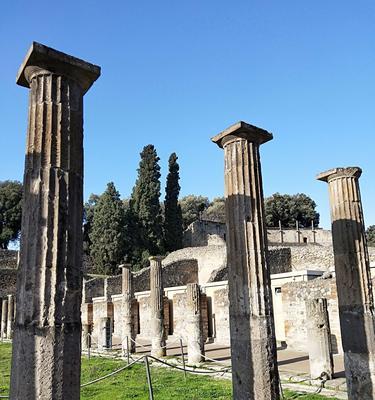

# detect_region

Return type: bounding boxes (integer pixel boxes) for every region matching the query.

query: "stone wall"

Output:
[282,278,342,354]
[183,220,226,247]
[137,295,169,339]
[0,250,18,269]
[268,228,332,245]
[105,275,122,299]
[288,245,334,272]
[0,269,17,297]
[83,277,105,303]
[213,287,230,345]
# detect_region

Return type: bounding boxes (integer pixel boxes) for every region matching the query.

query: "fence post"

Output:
[144,356,154,400]
[126,336,130,365]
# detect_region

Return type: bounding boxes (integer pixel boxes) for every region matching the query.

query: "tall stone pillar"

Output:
[212,121,280,400]
[305,298,334,380]
[120,264,136,353]
[7,295,15,339]
[149,256,166,357]
[10,42,100,400]
[82,324,90,350]
[1,298,8,339]
[317,167,375,399]
[186,283,204,364]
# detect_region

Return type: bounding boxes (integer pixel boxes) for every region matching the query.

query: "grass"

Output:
[0,343,339,399]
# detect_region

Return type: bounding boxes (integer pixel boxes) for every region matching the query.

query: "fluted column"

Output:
[120,264,136,353]
[7,295,15,339]
[305,298,333,380]
[10,42,100,400]
[317,167,375,399]
[1,298,8,339]
[212,121,280,400]
[186,283,204,364]
[149,256,166,357]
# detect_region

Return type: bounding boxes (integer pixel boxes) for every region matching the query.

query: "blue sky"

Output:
[1,1,374,229]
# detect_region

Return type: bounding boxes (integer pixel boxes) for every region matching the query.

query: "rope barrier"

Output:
[81,357,142,388]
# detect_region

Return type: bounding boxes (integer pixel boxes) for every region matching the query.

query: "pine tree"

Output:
[130,145,163,268]
[89,182,126,275]
[164,153,183,252]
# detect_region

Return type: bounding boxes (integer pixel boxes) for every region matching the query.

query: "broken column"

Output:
[1,298,8,339]
[212,121,280,400]
[120,263,136,353]
[7,295,15,339]
[317,167,375,399]
[186,283,204,364]
[10,42,100,400]
[149,256,166,357]
[305,298,334,380]
[81,324,90,350]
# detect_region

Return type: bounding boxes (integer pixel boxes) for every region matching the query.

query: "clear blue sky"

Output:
[1,1,374,229]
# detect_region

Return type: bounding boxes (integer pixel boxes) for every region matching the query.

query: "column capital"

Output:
[316,167,362,183]
[119,263,132,270]
[211,120,273,148]
[149,256,165,263]
[16,42,101,94]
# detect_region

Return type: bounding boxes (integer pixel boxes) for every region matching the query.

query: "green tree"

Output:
[164,153,183,252]
[203,197,226,223]
[89,182,126,275]
[179,195,209,229]
[83,193,100,255]
[265,193,320,228]
[366,225,375,247]
[130,145,163,268]
[0,181,23,249]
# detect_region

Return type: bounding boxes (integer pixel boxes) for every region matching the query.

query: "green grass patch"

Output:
[0,343,339,399]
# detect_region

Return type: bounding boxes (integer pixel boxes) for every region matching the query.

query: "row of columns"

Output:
[8,39,374,400]
[1,295,15,339]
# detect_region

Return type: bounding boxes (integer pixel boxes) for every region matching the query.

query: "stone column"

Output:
[317,167,375,399]
[305,298,334,380]
[98,317,110,350]
[10,42,100,400]
[1,298,8,339]
[82,324,90,350]
[7,295,15,339]
[186,283,204,364]
[120,263,136,353]
[212,121,280,400]
[149,256,166,357]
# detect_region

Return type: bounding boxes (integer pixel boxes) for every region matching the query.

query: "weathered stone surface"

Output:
[120,264,136,353]
[10,42,100,400]
[149,256,166,357]
[318,167,375,399]
[186,283,204,364]
[212,121,280,400]
[305,298,334,379]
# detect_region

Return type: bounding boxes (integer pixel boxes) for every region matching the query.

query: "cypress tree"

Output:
[164,153,183,252]
[89,182,126,275]
[130,145,163,267]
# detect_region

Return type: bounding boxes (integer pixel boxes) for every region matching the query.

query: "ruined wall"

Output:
[83,277,105,303]
[183,220,226,247]
[0,250,18,269]
[282,278,341,354]
[213,287,230,345]
[268,229,332,245]
[0,269,17,297]
[288,245,334,272]
[105,275,122,299]
[137,296,170,339]
[171,292,208,342]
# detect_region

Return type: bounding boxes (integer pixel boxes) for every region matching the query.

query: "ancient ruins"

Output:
[1,41,375,400]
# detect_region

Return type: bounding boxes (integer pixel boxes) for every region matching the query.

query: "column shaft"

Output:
[150,256,165,357]
[212,122,280,400]
[121,264,135,353]
[186,283,204,364]
[1,299,8,339]
[305,298,334,379]
[318,167,375,399]
[7,295,15,339]
[10,42,100,400]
